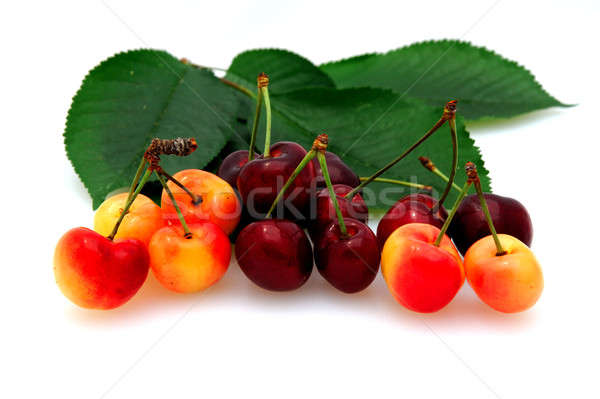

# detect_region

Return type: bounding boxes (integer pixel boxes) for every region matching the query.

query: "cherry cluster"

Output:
[54,73,543,315]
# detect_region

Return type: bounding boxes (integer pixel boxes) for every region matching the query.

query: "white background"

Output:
[2,1,599,398]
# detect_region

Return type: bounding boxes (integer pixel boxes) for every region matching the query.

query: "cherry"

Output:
[381,223,464,313]
[217,149,249,187]
[94,192,163,246]
[449,193,533,254]
[315,219,380,293]
[54,227,149,309]
[235,219,313,291]
[312,184,368,237]
[149,222,231,293]
[237,141,315,217]
[311,151,360,189]
[160,169,241,235]
[377,193,447,248]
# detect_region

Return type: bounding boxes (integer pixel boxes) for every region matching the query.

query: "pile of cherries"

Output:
[54,73,543,315]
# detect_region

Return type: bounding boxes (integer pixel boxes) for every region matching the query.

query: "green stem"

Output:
[261,84,272,158]
[126,157,147,203]
[108,168,152,241]
[220,78,255,99]
[318,151,348,237]
[432,117,458,214]
[360,177,432,191]
[344,117,448,199]
[474,179,506,256]
[265,150,317,218]
[434,180,472,247]
[248,88,263,161]
[156,172,192,238]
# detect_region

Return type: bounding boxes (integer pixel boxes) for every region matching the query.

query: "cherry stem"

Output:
[359,177,432,191]
[126,157,148,203]
[419,156,462,192]
[344,100,457,200]
[265,149,316,219]
[258,73,272,158]
[473,177,507,256]
[156,172,193,239]
[157,168,202,205]
[248,78,264,161]
[318,151,348,238]
[432,115,458,214]
[434,179,471,247]
[108,167,152,241]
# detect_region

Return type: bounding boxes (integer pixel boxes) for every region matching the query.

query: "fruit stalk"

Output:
[258,73,273,158]
[472,168,507,256]
[157,168,202,205]
[418,156,462,192]
[126,157,148,203]
[107,167,152,241]
[344,100,457,200]
[156,172,193,238]
[360,177,432,191]
[248,73,265,161]
[432,106,458,213]
[317,144,348,238]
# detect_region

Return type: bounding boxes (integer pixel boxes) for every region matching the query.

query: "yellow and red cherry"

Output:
[217,149,249,187]
[450,193,533,254]
[311,151,360,189]
[315,219,380,293]
[464,234,543,313]
[377,193,447,248]
[160,169,241,235]
[235,219,313,291]
[149,222,231,293]
[237,141,316,217]
[94,192,163,246]
[381,223,464,313]
[54,227,149,309]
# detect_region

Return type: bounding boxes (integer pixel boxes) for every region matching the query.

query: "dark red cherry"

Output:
[315,219,380,294]
[235,219,313,291]
[311,151,360,189]
[217,150,249,187]
[377,193,447,248]
[449,193,533,254]
[311,184,368,237]
[237,142,315,218]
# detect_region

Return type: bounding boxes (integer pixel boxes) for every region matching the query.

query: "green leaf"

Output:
[65,49,246,209]
[320,40,567,120]
[225,49,335,95]
[249,87,490,210]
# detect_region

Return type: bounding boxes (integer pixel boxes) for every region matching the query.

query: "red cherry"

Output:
[217,150,249,187]
[315,219,380,293]
[449,193,533,254]
[237,142,315,218]
[377,194,447,248]
[311,151,360,189]
[235,219,313,291]
[312,184,368,237]
[54,227,149,309]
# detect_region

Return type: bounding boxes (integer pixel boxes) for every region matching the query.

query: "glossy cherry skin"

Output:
[381,223,464,313]
[311,151,360,189]
[464,234,543,313]
[217,150,249,187]
[149,222,231,293]
[449,193,533,255]
[235,219,313,291]
[312,184,368,237]
[377,194,447,248]
[54,227,149,309]
[237,142,315,218]
[315,219,380,294]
